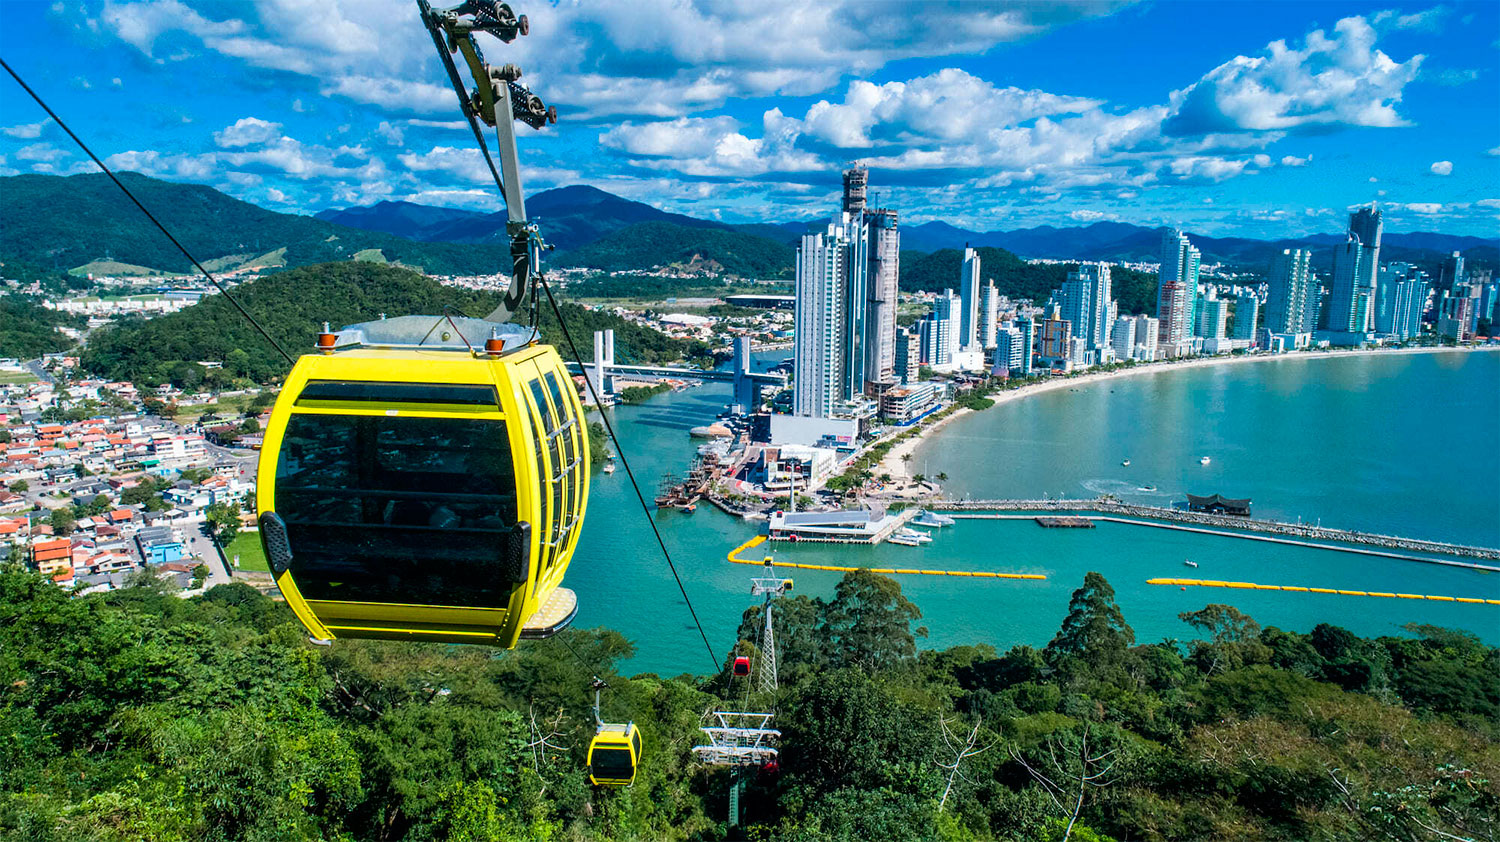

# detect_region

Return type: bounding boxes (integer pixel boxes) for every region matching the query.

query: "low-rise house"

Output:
[135,525,186,565]
[32,537,72,578]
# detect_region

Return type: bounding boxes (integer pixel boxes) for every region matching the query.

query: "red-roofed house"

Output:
[33,538,72,577]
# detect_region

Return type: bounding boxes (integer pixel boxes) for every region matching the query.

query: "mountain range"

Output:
[2,172,1494,283]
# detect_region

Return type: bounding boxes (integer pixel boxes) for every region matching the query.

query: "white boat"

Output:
[602,460,616,474]
[894,527,932,544]
[1199,456,1211,465]
[887,532,924,546]
[1183,559,1198,568]
[1121,459,1131,466]
[911,510,956,528]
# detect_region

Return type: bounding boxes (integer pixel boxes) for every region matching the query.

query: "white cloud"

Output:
[1279,154,1311,166]
[2,120,47,139]
[1163,16,1423,136]
[15,143,67,163]
[1475,198,1500,209]
[1374,6,1451,33]
[213,117,283,147]
[1430,160,1453,175]
[375,121,404,146]
[1487,146,1500,157]
[1069,209,1111,221]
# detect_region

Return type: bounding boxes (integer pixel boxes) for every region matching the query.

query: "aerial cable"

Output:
[0,58,296,367]
[536,272,720,671]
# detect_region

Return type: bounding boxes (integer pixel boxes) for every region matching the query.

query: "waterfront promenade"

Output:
[933,498,1500,567]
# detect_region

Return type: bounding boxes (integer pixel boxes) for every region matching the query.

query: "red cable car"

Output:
[732,656,750,676]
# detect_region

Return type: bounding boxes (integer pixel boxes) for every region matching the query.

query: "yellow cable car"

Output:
[588,722,642,787]
[256,316,589,648]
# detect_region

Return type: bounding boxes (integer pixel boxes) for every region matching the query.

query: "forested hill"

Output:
[552,221,796,278]
[80,262,695,387]
[901,246,1160,316]
[0,172,510,278]
[1,566,1495,840]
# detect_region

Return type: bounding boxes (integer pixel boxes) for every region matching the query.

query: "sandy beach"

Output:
[873,345,1494,485]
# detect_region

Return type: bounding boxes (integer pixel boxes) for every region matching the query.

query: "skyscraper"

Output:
[978,280,999,349]
[1438,251,1465,291]
[931,289,959,365]
[863,207,899,393]
[1231,296,1259,341]
[959,248,981,350]
[839,210,870,399]
[1194,287,1229,340]
[1327,233,1369,332]
[1110,316,1136,361]
[1060,263,1113,357]
[792,222,847,418]
[1349,205,1382,290]
[1265,249,1311,335]
[894,325,919,384]
[1157,229,1200,347]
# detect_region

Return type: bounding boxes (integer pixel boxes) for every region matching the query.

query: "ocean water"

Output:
[564,350,1500,676]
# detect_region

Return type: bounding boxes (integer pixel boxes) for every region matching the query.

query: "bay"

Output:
[566,349,1500,676]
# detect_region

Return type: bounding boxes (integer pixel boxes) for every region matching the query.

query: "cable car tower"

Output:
[692,552,792,827]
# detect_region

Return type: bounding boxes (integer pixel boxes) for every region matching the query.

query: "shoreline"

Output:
[876,345,1496,485]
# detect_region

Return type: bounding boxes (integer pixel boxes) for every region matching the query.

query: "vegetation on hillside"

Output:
[1,173,511,276]
[899,248,1159,316]
[0,296,86,358]
[554,221,795,278]
[1,563,1494,841]
[80,263,695,387]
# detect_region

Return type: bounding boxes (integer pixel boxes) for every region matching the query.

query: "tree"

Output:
[192,563,210,589]
[205,501,240,545]
[47,506,76,536]
[8,480,28,493]
[824,570,927,671]
[1046,572,1134,677]
[1178,604,1270,674]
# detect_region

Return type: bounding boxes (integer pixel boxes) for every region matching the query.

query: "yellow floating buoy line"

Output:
[1150,578,1500,605]
[726,536,1045,580]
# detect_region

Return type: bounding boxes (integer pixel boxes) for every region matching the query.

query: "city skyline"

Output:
[0,1,1496,238]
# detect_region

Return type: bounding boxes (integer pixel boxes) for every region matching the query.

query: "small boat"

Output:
[1183,560,1198,568]
[887,532,923,546]
[680,503,697,513]
[1121,459,1131,466]
[1199,456,1211,465]
[602,459,616,474]
[912,510,956,528]
[893,527,932,544]
[1139,485,1157,492]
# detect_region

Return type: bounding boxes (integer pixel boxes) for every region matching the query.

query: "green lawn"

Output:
[0,372,38,385]
[224,530,268,572]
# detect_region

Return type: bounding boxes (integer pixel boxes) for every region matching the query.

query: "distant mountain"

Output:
[319,185,731,252]
[1,173,510,277]
[900,218,1498,270]
[551,221,794,278]
[314,200,484,240]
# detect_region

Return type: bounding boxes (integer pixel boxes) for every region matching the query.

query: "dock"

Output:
[1035,516,1094,528]
[934,498,1500,570]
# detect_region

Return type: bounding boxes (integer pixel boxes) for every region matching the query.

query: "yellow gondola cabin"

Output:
[256,316,589,647]
[588,723,642,787]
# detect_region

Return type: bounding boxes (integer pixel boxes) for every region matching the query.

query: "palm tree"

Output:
[901,453,913,464]
[936,472,948,482]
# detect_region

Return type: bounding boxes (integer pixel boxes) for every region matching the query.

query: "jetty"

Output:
[933,498,1500,568]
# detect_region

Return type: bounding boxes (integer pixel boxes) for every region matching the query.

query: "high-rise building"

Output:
[1391,274,1428,341]
[1327,233,1373,333]
[994,323,1026,374]
[932,289,959,365]
[1438,251,1465,291]
[792,222,847,418]
[1132,315,1160,361]
[1265,248,1311,334]
[1060,263,1113,356]
[1349,204,1382,291]
[959,248,981,350]
[792,166,903,418]
[894,325,919,384]
[1231,296,1259,341]
[1110,316,1136,361]
[1157,229,1201,347]
[1038,317,1071,365]
[1194,287,1229,340]
[1438,291,1476,341]
[978,280,999,349]
[863,207,899,393]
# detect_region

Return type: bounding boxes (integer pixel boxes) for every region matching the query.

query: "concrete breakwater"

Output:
[935,498,1500,566]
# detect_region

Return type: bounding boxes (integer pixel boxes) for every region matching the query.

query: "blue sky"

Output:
[1,0,1497,238]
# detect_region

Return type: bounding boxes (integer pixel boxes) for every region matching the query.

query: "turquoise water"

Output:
[565,350,1500,676]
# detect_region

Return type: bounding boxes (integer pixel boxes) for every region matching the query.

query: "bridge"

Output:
[567,332,785,412]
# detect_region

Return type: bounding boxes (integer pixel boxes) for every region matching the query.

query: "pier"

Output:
[933,499,1500,568]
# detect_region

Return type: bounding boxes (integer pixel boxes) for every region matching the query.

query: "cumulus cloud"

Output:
[14,143,67,163]
[1280,154,1311,166]
[1430,160,1453,175]
[3,120,48,139]
[213,117,283,147]
[1163,16,1423,136]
